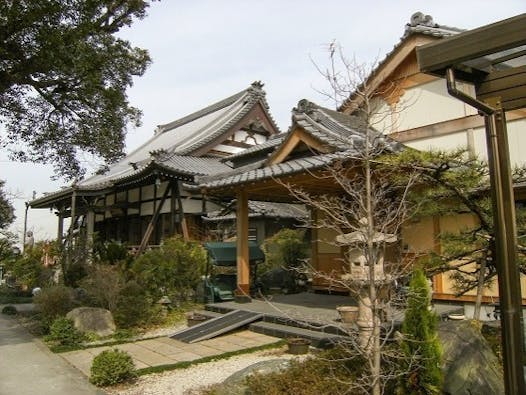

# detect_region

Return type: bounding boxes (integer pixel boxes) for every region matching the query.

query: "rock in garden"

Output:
[438,320,504,395]
[210,359,291,395]
[66,307,116,337]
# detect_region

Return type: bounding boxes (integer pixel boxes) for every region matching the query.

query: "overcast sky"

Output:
[2,0,525,243]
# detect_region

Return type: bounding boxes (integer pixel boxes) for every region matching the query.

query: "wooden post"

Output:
[170,180,177,236]
[484,109,525,395]
[57,210,64,242]
[65,190,77,272]
[86,208,95,246]
[235,190,251,303]
[174,181,189,240]
[432,216,443,295]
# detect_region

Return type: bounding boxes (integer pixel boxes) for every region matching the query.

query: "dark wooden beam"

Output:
[136,183,171,255]
[476,65,526,111]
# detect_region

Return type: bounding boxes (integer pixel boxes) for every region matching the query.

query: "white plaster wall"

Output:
[405,131,469,153]
[369,97,395,134]
[473,118,526,167]
[233,130,267,144]
[397,79,477,131]
[181,198,204,213]
[406,118,525,168]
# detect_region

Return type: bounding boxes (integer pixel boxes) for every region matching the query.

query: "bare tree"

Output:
[272,45,425,394]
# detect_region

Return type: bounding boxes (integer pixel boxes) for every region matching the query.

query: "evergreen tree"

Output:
[399,268,442,395]
[387,149,526,316]
[0,1,154,179]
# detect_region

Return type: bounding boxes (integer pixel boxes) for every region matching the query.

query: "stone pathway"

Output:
[0,304,103,395]
[61,330,280,376]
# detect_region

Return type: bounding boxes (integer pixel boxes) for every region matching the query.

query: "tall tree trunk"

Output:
[365,123,381,395]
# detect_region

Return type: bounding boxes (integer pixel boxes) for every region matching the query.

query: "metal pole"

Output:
[446,69,525,394]
[484,110,525,395]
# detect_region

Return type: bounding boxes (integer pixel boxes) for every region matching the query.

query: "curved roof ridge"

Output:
[156,81,265,135]
[174,87,263,155]
[403,11,464,39]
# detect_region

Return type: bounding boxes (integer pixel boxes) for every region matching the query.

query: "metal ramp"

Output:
[170,310,263,343]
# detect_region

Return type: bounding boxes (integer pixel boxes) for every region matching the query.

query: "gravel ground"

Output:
[105,347,305,395]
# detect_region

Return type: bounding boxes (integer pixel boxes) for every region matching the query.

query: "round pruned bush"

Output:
[46,316,85,346]
[90,349,137,387]
[2,305,17,315]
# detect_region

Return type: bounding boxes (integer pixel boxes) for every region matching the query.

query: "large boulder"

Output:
[438,320,504,395]
[210,359,291,395]
[66,307,116,337]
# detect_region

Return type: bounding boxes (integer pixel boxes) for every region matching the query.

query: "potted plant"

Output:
[287,337,311,354]
[336,306,359,323]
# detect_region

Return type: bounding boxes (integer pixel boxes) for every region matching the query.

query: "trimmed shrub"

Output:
[262,229,308,272]
[131,237,206,302]
[46,316,85,346]
[113,281,155,329]
[1,305,17,315]
[90,349,137,386]
[33,286,75,329]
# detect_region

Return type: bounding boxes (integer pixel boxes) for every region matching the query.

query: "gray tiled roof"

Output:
[291,100,402,152]
[196,99,403,191]
[30,83,281,207]
[403,12,463,39]
[74,82,276,189]
[196,150,353,190]
[30,155,233,208]
[204,201,308,221]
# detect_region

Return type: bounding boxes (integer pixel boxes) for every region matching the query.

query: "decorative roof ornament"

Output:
[409,12,436,28]
[251,80,264,89]
[293,99,315,115]
[150,149,170,162]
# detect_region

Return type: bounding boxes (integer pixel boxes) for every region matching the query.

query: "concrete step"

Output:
[249,321,349,348]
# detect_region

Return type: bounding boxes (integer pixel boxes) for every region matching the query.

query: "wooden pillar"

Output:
[170,180,177,236]
[484,109,524,395]
[57,211,64,242]
[236,190,251,302]
[174,181,189,240]
[86,208,95,245]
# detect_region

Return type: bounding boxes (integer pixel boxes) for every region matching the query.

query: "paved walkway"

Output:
[61,330,280,376]
[0,304,104,395]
